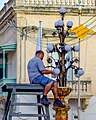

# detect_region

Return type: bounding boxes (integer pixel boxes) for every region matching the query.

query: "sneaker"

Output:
[40,97,51,105]
[53,99,66,108]
[45,97,51,104]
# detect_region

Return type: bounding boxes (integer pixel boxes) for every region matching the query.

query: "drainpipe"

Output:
[3,50,5,78]
[24,27,27,82]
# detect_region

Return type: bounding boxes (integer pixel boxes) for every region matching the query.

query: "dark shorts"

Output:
[32,75,54,86]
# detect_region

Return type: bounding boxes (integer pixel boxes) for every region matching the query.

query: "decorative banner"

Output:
[36,21,42,51]
[69,24,95,39]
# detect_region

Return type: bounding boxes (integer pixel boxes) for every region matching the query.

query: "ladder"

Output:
[2,83,50,120]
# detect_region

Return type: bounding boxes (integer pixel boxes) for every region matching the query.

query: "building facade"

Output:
[0,0,96,119]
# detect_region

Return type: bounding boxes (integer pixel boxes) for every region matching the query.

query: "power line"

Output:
[6,16,96,49]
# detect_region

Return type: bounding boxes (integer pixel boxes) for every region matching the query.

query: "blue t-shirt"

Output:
[27,57,45,83]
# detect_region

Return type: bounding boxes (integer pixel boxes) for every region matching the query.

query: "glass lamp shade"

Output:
[73,46,80,52]
[75,68,84,78]
[60,7,67,15]
[46,44,54,53]
[58,20,64,27]
[67,21,73,28]
[55,20,64,28]
[75,73,80,78]
[53,68,60,75]
[46,48,50,53]
[65,44,71,51]
[77,68,84,76]
[55,21,59,28]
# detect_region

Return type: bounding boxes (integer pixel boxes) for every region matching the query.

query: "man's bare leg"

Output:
[52,82,65,107]
[40,81,54,105]
[43,81,54,96]
[52,82,59,99]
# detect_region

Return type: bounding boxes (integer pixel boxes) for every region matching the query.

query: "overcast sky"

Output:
[0,0,9,10]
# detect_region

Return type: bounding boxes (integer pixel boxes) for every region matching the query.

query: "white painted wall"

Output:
[68,96,96,120]
[83,96,96,120]
[8,52,17,78]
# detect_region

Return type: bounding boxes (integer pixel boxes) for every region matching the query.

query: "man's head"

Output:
[35,50,44,60]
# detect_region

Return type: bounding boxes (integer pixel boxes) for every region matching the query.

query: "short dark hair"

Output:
[35,50,44,55]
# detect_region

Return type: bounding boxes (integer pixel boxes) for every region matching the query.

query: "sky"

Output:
[0,0,9,10]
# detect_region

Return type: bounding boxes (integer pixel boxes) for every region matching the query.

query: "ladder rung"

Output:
[14,103,43,106]
[12,113,47,117]
[14,92,43,95]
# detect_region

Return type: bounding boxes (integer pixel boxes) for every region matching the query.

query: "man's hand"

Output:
[41,69,57,77]
[51,71,57,77]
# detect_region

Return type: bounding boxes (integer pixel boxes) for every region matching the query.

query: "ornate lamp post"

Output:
[46,7,84,120]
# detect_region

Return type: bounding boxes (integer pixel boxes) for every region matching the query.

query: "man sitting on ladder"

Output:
[27,50,65,107]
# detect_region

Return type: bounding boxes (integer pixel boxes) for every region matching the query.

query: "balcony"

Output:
[48,80,92,99]
[66,80,92,110]
[48,80,92,110]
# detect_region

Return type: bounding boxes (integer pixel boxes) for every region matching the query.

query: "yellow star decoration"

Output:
[69,24,95,39]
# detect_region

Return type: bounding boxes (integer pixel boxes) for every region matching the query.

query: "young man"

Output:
[27,50,65,107]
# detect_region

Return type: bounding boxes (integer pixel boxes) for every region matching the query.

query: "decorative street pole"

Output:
[46,7,84,120]
[78,2,83,120]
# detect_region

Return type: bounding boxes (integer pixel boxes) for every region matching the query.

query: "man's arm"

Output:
[41,69,57,77]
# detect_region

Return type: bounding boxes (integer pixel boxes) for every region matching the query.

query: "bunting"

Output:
[69,24,95,39]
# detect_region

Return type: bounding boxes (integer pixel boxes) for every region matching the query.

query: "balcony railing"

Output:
[48,80,92,100]
[67,80,91,96]
[0,0,96,13]
[14,0,96,6]
[0,0,96,19]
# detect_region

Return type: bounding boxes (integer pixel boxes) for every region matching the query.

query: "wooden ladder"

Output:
[2,83,50,120]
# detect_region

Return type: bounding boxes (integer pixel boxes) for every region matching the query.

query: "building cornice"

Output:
[13,5,96,16]
[0,5,96,19]
[0,7,16,30]
[0,5,96,32]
